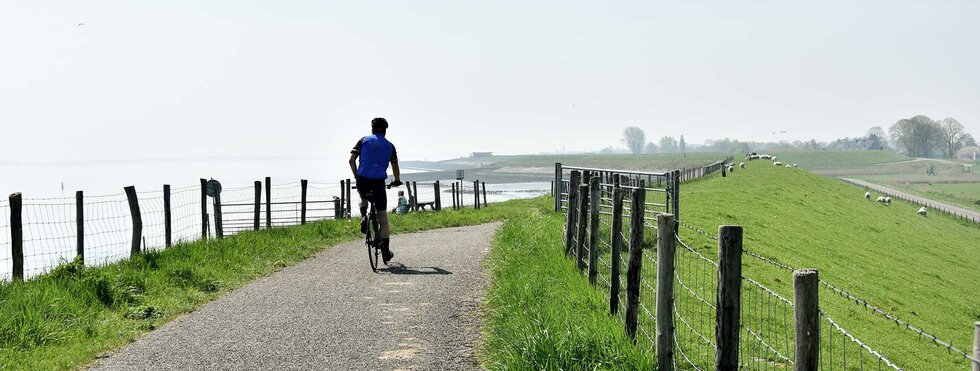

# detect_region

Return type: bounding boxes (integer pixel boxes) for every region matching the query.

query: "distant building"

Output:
[471,152,493,158]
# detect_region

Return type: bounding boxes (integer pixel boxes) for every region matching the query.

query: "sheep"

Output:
[728,164,735,173]
[864,192,871,200]
[771,156,777,163]
[785,165,792,168]
[917,207,927,216]
[773,161,783,166]
[792,164,799,168]
[884,197,891,204]
[875,196,886,203]
[739,162,746,169]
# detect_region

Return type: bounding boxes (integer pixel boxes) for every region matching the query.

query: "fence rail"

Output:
[555,163,931,370]
[3,177,498,282]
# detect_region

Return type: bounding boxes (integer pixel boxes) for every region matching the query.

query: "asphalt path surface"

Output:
[90,223,501,371]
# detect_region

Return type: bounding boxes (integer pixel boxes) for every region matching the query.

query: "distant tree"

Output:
[621,127,646,154]
[963,133,977,147]
[889,115,939,157]
[867,126,888,149]
[937,118,966,158]
[644,142,659,154]
[679,135,687,154]
[659,136,678,153]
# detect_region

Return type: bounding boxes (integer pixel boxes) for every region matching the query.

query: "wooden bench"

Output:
[416,201,436,211]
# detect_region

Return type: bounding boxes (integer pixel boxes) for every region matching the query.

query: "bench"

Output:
[416,201,436,211]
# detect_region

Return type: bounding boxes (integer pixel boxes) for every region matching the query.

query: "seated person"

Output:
[393,190,410,215]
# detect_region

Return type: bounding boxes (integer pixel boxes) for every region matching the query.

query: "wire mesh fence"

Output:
[556,163,927,370]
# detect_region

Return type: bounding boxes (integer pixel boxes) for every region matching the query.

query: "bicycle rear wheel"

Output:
[367,211,379,272]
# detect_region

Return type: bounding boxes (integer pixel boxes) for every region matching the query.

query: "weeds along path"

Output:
[90,223,500,371]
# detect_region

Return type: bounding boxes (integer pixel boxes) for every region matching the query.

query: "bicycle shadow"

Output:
[378,262,453,275]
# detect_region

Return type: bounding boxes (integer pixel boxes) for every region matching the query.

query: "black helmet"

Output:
[371,117,388,133]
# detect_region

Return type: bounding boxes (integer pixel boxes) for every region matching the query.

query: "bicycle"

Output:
[354,181,401,272]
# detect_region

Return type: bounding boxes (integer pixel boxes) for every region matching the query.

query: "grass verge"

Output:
[0,198,537,370]
[480,198,654,370]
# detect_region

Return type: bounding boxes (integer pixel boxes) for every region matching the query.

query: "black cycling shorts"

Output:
[355,176,388,210]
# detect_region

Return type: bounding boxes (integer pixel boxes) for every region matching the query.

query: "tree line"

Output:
[618,116,975,159]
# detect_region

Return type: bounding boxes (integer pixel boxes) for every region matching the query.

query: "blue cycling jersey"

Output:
[351,133,398,180]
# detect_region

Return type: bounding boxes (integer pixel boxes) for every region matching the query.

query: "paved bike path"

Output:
[90,223,500,370]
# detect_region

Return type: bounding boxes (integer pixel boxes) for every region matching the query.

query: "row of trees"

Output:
[622,126,687,154]
[888,116,974,158]
[619,117,975,159]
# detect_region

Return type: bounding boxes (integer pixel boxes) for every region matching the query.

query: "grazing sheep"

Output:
[864,192,871,200]
[773,161,783,166]
[786,165,792,168]
[875,196,886,203]
[917,207,927,216]
[792,164,799,168]
[739,162,746,169]
[884,197,891,204]
[728,164,735,173]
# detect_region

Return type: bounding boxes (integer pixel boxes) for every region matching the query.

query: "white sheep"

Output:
[728,164,735,173]
[792,164,798,168]
[786,165,792,168]
[884,197,891,204]
[917,207,927,216]
[864,192,871,200]
[739,162,746,169]
[773,161,783,166]
[772,156,777,162]
[875,196,886,203]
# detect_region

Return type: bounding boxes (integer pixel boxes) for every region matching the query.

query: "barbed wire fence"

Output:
[551,162,956,370]
[2,176,502,282]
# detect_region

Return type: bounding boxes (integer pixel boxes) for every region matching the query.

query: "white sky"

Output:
[2,0,978,162]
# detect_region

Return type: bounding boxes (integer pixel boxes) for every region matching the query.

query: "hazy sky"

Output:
[2,0,978,162]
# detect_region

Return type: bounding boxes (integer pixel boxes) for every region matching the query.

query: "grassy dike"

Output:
[0,199,539,370]
[480,199,654,370]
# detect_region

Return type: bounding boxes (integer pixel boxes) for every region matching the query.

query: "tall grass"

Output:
[481,201,655,370]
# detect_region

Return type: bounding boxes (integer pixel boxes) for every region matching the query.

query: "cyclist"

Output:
[349,117,401,264]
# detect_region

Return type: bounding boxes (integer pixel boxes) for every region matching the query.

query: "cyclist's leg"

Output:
[354,177,370,233]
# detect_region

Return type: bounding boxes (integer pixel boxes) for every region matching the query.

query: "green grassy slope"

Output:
[0,200,538,370]
[678,161,980,370]
[768,150,909,169]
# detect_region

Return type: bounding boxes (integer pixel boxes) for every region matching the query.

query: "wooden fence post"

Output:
[200,179,208,240]
[300,179,308,225]
[588,176,600,285]
[656,213,676,371]
[672,170,681,231]
[564,171,581,256]
[9,193,23,281]
[716,225,743,371]
[339,180,346,218]
[482,181,487,207]
[576,182,590,271]
[434,181,442,211]
[265,176,272,229]
[555,162,563,212]
[609,180,624,315]
[459,181,464,208]
[624,185,646,341]
[413,182,420,211]
[345,179,352,219]
[794,269,820,371]
[451,183,458,210]
[474,180,480,210]
[76,190,85,262]
[253,181,261,230]
[213,186,223,239]
[124,186,143,257]
[974,322,980,371]
[163,185,172,247]
[406,180,415,211]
